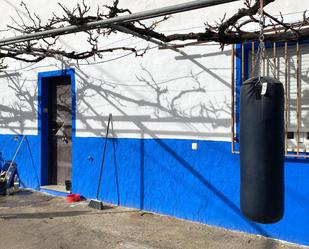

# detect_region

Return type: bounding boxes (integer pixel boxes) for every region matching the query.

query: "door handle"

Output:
[61,136,69,144]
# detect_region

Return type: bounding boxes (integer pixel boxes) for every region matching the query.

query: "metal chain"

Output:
[257,0,265,83]
[254,0,277,83]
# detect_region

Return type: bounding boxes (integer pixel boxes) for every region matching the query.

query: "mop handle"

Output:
[5,135,26,179]
[96,114,112,199]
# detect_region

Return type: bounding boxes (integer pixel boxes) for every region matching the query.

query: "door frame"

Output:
[38,69,76,186]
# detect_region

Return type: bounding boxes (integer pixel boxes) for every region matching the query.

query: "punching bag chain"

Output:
[253,0,277,86]
[254,0,266,84]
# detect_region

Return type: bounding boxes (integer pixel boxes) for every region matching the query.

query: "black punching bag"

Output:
[240,76,285,224]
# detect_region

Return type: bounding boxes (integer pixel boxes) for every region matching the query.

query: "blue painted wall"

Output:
[0,134,41,190]
[0,132,308,245]
[71,137,309,246]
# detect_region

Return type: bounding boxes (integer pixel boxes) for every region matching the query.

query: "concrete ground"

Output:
[0,190,306,249]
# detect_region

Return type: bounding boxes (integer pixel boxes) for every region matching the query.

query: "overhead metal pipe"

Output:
[0,0,238,47]
[112,25,164,46]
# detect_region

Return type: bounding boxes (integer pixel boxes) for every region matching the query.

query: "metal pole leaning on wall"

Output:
[9,135,26,168]
[4,135,26,182]
[0,0,239,47]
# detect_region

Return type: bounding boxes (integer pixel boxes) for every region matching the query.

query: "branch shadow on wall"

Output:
[3,48,307,244]
[74,64,231,138]
[0,72,40,189]
[67,63,274,238]
[0,57,273,240]
[0,73,37,133]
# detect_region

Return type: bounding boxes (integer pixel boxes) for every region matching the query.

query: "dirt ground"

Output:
[0,190,306,249]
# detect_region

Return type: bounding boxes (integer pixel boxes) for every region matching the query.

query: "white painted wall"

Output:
[0,0,307,142]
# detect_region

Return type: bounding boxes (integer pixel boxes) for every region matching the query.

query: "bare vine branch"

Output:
[0,0,308,68]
